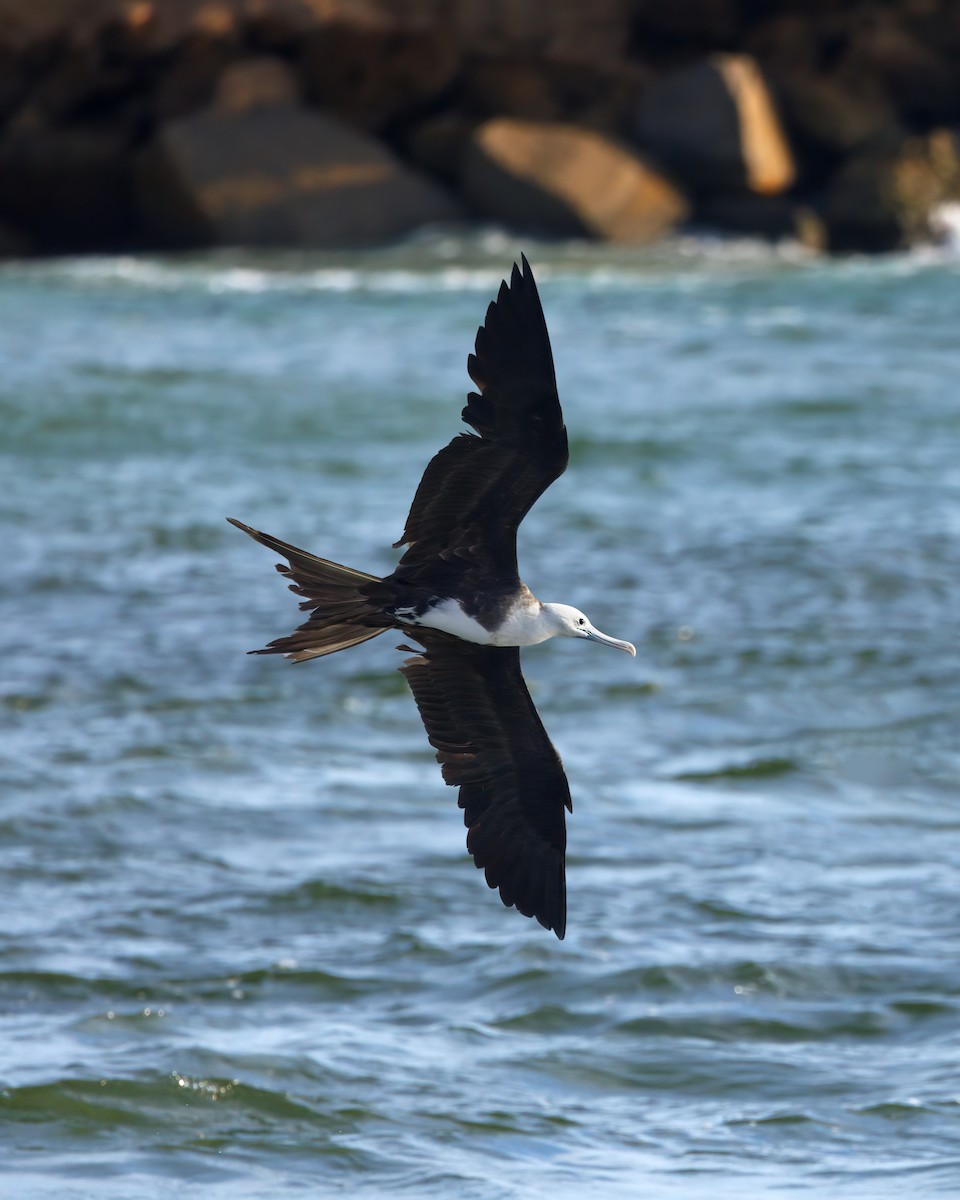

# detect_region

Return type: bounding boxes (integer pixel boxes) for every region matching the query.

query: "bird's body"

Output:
[389,591,543,647]
[229,256,634,939]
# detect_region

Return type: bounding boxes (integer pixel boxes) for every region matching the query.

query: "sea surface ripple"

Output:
[2,234,960,1198]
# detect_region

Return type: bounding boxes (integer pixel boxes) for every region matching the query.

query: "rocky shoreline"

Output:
[1,0,959,258]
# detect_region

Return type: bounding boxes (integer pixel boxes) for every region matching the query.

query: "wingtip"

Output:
[509,254,538,295]
[513,254,543,313]
[490,864,567,941]
[531,907,566,940]
[540,910,566,940]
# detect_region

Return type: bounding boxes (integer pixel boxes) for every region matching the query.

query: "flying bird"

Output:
[229,256,635,939]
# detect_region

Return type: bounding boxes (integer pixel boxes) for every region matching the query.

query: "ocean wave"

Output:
[3,227,938,299]
[7,255,510,297]
[3,215,960,305]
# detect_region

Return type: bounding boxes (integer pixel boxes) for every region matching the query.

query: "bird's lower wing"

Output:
[399,632,571,939]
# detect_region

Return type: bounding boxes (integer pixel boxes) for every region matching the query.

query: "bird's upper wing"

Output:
[400,630,571,939]
[394,256,568,582]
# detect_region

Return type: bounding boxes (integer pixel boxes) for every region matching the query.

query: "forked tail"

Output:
[227,518,387,662]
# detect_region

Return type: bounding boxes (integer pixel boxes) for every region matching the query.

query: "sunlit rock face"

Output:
[461,118,689,244]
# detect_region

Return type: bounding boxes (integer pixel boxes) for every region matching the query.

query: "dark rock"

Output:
[298,17,460,132]
[0,48,34,128]
[460,55,647,135]
[696,192,825,249]
[638,54,796,195]
[455,1,631,63]
[841,12,960,126]
[0,0,238,58]
[113,1,241,56]
[0,1,115,54]
[823,130,960,252]
[461,117,689,242]
[403,114,477,187]
[744,13,822,78]
[25,39,100,120]
[136,102,462,248]
[631,0,742,47]
[214,55,299,112]
[462,56,581,123]
[0,6,148,127]
[0,0,955,258]
[244,0,321,50]
[153,28,239,120]
[774,71,900,161]
[903,2,960,73]
[0,116,139,251]
[0,217,32,257]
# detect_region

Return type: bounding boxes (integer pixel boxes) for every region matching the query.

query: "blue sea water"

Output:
[2,232,960,1197]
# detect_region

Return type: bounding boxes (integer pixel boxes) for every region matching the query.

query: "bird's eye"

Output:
[578,618,585,626]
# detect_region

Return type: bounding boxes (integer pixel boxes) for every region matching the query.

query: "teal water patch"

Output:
[2,235,960,1198]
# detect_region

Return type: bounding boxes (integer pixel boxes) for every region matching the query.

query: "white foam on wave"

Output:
[22,254,513,296]
[929,201,960,252]
[7,216,958,300]
[2,225,824,299]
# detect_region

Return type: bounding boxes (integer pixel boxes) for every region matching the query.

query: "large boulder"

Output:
[244,0,324,49]
[215,54,299,111]
[632,0,741,45]
[638,53,796,196]
[461,118,689,242]
[743,12,822,79]
[0,0,241,58]
[298,14,460,131]
[19,37,121,124]
[0,46,32,128]
[459,55,646,134]
[451,0,630,63]
[696,193,825,250]
[0,0,116,52]
[0,217,31,257]
[98,1,240,55]
[403,114,476,187]
[773,72,899,162]
[822,130,960,252]
[838,11,960,127]
[0,115,139,251]
[135,84,461,248]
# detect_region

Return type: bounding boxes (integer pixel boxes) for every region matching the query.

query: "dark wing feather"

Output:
[400,631,571,939]
[395,256,568,582]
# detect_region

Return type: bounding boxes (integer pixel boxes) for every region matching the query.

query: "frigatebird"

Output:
[229,256,635,939]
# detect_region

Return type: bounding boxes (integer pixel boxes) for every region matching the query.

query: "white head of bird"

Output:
[542,603,637,656]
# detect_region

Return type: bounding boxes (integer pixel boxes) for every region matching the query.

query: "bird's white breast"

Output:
[414,594,554,648]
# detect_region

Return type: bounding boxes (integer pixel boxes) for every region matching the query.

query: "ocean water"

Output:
[2,232,959,1198]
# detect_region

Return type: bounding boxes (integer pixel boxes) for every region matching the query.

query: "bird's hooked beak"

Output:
[584,626,637,657]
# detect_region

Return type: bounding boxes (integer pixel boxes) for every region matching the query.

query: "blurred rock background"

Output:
[1,0,959,257]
